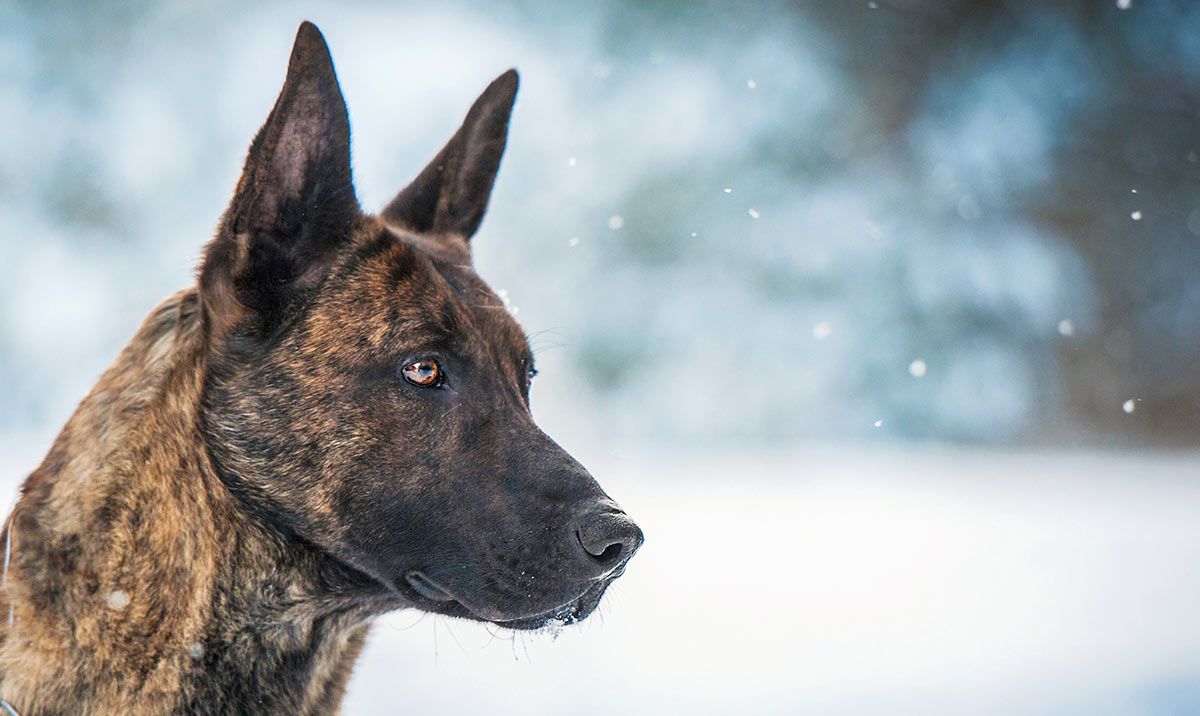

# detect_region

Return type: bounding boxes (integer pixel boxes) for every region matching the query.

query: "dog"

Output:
[0,21,642,714]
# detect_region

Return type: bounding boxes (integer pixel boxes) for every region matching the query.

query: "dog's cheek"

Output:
[205,360,352,540]
[323,455,437,578]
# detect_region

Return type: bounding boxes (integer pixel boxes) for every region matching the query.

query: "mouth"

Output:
[402,570,613,631]
[405,571,457,603]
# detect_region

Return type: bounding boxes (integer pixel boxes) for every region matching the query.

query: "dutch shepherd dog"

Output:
[0,22,642,714]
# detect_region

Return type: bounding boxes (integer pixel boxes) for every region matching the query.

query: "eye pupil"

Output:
[402,359,441,387]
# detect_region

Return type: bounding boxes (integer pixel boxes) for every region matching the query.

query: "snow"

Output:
[2,438,1199,713]
[1131,210,1143,221]
[1123,399,1137,414]
[1058,319,1075,336]
[909,359,928,377]
[106,590,130,610]
[343,449,1200,714]
[607,215,624,230]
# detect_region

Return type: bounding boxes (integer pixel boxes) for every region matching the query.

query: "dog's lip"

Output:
[490,578,610,630]
[403,570,510,620]
[404,571,456,603]
[399,569,608,627]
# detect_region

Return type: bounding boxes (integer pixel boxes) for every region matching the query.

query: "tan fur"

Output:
[0,291,368,714]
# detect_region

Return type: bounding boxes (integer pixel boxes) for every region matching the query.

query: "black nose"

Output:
[574,508,644,571]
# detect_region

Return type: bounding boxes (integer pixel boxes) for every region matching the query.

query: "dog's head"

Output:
[196,23,641,629]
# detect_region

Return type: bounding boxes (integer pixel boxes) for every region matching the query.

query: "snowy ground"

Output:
[346,448,1200,716]
[3,443,1200,714]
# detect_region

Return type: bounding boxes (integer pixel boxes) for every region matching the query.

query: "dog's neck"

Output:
[0,289,374,715]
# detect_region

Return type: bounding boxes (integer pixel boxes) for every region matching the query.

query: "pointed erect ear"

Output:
[200,21,359,336]
[381,69,518,243]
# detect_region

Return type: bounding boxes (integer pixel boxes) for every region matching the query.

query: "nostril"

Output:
[575,528,625,565]
[594,542,623,564]
[574,511,643,569]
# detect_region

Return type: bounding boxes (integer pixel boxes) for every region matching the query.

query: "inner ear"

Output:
[382,69,518,242]
[200,21,360,336]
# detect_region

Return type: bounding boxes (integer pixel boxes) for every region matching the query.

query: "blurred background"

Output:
[3,0,1200,713]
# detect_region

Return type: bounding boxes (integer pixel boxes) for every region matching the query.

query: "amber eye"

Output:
[401,358,442,387]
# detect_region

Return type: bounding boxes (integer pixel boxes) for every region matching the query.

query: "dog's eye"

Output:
[401,358,442,387]
[527,366,538,381]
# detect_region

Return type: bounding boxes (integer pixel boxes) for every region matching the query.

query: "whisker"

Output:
[483,623,504,648]
[387,610,429,632]
[438,402,463,421]
[527,327,567,340]
[529,342,568,354]
[3,510,13,630]
[431,614,439,665]
[442,616,469,656]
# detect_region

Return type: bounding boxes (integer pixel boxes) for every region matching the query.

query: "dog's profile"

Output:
[0,22,642,714]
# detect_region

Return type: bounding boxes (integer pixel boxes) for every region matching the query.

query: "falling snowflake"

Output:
[909,359,927,377]
[747,79,757,89]
[607,215,624,230]
[1057,319,1075,336]
[567,237,580,247]
[1131,210,1142,221]
[1122,399,1137,414]
[812,322,832,340]
[873,419,883,428]
[748,208,761,219]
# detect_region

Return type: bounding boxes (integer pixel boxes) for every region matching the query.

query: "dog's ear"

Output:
[200,21,359,337]
[381,69,518,246]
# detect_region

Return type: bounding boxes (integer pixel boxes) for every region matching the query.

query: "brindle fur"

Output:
[0,22,641,714]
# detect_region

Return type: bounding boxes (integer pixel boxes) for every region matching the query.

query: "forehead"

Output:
[310,224,531,363]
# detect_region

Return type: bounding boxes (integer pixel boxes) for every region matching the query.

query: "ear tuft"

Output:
[382,69,519,242]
